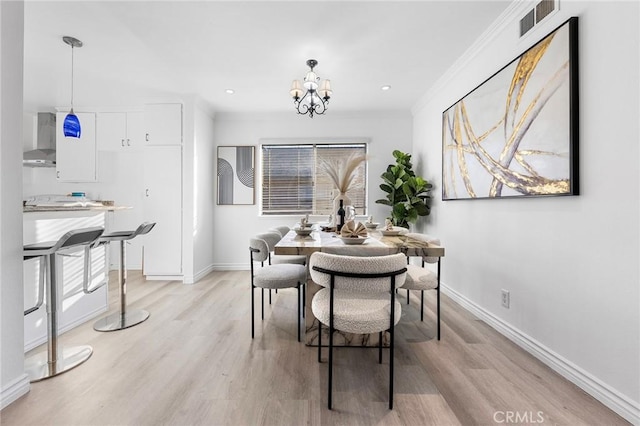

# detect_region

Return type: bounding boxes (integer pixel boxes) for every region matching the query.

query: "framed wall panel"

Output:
[217,146,255,205]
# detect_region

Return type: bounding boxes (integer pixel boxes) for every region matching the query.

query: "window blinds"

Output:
[261,143,366,216]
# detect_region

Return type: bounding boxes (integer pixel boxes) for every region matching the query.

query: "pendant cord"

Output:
[70,45,74,111]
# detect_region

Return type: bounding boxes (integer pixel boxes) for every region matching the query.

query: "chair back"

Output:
[133,222,156,237]
[404,233,441,263]
[249,234,271,263]
[259,231,282,252]
[56,227,105,252]
[272,226,291,237]
[309,252,406,292]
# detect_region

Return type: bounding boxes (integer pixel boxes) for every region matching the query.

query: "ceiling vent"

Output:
[520,0,558,37]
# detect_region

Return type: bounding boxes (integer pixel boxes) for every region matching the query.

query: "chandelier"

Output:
[290,59,332,118]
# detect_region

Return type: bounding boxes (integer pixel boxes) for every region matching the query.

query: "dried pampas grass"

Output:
[320,154,366,193]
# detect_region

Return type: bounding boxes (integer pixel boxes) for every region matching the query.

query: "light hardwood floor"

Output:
[1,270,629,425]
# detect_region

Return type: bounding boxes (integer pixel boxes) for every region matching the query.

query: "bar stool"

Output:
[23,226,105,382]
[93,222,156,332]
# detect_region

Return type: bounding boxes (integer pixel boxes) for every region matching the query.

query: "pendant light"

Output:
[62,36,83,138]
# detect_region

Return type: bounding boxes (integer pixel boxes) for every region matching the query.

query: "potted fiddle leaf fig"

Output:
[375,150,432,229]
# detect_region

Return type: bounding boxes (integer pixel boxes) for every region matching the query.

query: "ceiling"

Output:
[23,1,511,115]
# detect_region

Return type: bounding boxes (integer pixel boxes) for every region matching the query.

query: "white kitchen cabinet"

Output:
[97,111,143,151]
[144,103,182,146]
[56,112,97,182]
[142,145,182,277]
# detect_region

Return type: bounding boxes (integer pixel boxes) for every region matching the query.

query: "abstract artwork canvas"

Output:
[442,17,578,200]
[217,146,255,205]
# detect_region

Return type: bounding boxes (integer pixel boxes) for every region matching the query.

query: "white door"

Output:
[143,145,182,276]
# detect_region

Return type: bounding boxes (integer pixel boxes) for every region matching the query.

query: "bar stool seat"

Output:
[23,226,104,382]
[93,222,156,332]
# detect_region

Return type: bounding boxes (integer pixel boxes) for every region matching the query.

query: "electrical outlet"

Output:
[501,289,510,308]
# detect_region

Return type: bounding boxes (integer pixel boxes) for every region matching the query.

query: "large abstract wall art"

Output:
[217,146,255,205]
[442,17,578,200]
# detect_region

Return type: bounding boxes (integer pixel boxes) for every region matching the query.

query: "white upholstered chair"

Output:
[401,232,442,339]
[309,252,407,410]
[250,233,307,341]
[265,228,306,266]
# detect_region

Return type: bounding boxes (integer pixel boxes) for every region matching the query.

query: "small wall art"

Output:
[217,146,255,205]
[442,17,579,200]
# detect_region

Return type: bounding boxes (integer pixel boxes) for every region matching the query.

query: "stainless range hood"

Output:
[23,112,56,168]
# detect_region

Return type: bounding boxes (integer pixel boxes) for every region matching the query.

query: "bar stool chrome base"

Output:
[25,345,93,382]
[93,309,150,331]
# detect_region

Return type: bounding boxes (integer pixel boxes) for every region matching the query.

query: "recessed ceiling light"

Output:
[381,85,391,91]
[225,89,235,94]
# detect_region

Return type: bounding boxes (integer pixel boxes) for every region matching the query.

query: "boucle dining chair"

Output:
[309,252,407,410]
[265,229,306,266]
[250,233,307,342]
[401,232,442,339]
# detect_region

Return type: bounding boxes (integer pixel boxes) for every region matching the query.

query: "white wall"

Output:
[0,0,30,408]
[184,98,216,282]
[211,111,412,269]
[412,1,639,422]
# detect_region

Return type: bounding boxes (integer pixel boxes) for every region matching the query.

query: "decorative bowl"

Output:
[338,236,367,245]
[380,230,401,236]
[364,222,379,229]
[294,228,313,236]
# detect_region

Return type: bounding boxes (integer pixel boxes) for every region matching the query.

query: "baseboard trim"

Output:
[442,283,640,425]
[24,305,108,352]
[144,275,184,281]
[191,264,216,283]
[0,374,29,410]
[211,263,249,271]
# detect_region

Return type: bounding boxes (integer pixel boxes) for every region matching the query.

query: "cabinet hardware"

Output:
[145,133,149,142]
[145,189,149,197]
[121,139,125,147]
[126,138,130,146]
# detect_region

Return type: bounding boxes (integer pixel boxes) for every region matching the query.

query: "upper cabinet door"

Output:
[56,112,97,182]
[144,103,182,146]
[97,111,143,151]
[97,112,126,151]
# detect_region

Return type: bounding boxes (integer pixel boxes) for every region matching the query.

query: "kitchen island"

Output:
[23,205,129,351]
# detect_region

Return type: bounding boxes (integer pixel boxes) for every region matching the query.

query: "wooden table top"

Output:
[274,229,444,257]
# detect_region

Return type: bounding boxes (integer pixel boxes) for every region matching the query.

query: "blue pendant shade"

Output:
[63,110,81,138]
[62,36,83,139]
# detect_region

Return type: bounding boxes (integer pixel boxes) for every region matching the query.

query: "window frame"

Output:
[259,138,370,217]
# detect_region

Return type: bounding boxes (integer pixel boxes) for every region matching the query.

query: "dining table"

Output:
[274,227,445,346]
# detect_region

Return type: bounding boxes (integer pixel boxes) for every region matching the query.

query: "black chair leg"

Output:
[421,290,424,322]
[297,284,301,342]
[407,289,410,304]
[251,285,255,338]
[302,283,306,318]
[437,286,441,340]
[328,323,334,410]
[437,259,441,340]
[269,289,272,305]
[389,323,394,410]
[317,321,322,363]
[261,288,264,320]
[378,331,383,364]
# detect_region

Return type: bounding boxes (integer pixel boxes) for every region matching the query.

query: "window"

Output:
[261,143,367,216]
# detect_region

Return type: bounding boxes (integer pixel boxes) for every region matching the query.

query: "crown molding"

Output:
[412,0,535,115]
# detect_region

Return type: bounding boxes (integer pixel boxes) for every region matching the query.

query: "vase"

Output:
[333,192,351,221]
